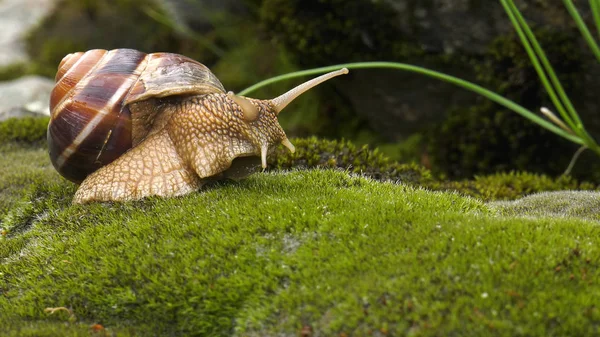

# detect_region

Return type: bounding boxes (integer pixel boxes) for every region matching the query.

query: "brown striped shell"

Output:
[47,49,226,183]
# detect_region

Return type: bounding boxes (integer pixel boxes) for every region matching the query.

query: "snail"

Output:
[47,49,348,204]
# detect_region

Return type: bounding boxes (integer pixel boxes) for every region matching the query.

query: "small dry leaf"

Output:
[300,325,312,337]
[44,306,76,321]
[90,323,105,332]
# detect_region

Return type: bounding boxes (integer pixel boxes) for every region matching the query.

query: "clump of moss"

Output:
[0,63,33,82]
[0,145,58,219]
[268,137,433,185]
[259,0,423,66]
[1,116,596,213]
[427,29,592,179]
[430,171,598,202]
[0,116,49,144]
[3,167,600,336]
[267,137,599,201]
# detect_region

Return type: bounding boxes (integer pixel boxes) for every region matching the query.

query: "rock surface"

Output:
[0,76,54,121]
[263,0,596,140]
[0,0,57,67]
[489,190,600,222]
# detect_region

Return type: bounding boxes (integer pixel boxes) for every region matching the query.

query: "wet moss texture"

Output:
[2,116,600,335]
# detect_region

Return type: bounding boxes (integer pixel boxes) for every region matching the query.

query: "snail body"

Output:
[47,49,348,203]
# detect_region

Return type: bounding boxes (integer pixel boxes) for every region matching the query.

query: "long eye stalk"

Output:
[270,68,349,114]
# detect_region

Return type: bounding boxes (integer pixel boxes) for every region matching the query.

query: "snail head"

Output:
[226,68,349,169]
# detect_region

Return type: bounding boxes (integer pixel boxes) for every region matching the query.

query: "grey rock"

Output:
[158,0,247,29]
[488,191,600,223]
[337,65,477,141]
[0,0,57,67]
[0,76,54,121]
[381,0,575,56]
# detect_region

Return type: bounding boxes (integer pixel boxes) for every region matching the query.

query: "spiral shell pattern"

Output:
[47,49,225,183]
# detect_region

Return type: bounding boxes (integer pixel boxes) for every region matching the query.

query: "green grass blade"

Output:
[590,0,600,40]
[512,0,599,151]
[510,0,593,140]
[565,0,600,63]
[237,62,583,144]
[502,1,600,155]
[500,0,577,132]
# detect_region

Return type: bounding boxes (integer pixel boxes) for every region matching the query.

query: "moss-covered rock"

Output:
[477,29,585,104]
[426,101,582,178]
[3,114,600,335]
[267,137,598,201]
[430,171,598,202]
[426,29,598,179]
[0,116,49,144]
[489,190,600,222]
[3,163,600,336]
[268,137,433,185]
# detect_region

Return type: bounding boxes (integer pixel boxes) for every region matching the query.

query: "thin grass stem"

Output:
[563,145,588,176]
[501,0,577,132]
[503,0,600,155]
[237,62,582,144]
[564,0,600,63]
[591,0,600,40]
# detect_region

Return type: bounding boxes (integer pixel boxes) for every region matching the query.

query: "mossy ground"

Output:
[2,118,600,336]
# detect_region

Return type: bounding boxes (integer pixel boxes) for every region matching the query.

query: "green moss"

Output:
[377,133,426,163]
[0,143,58,217]
[3,160,600,335]
[0,63,32,81]
[1,321,137,337]
[0,117,54,216]
[268,137,598,201]
[2,130,600,335]
[268,137,433,185]
[429,171,598,202]
[0,116,49,144]
[426,102,582,178]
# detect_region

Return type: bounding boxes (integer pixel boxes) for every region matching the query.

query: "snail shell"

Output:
[47,48,225,183]
[47,48,348,203]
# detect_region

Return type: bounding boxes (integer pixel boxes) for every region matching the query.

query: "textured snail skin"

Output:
[48,49,347,203]
[73,94,286,203]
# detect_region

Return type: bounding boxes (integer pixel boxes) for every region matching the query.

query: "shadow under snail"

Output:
[47,49,348,204]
